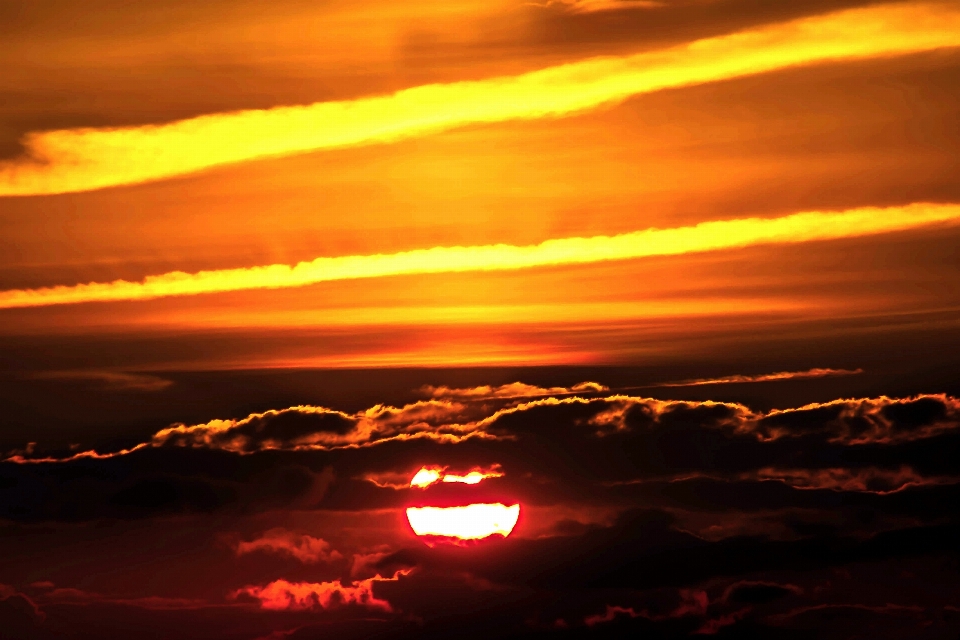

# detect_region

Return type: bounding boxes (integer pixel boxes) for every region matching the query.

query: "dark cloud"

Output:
[722,581,801,605]
[4,393,960,521]
[154,407,361,452]
[0,452,333,521]
[2,390,960,638]
[0,586,45,640]
[148,400,486,453]
[767,603,938,640]
[373,506,960,593]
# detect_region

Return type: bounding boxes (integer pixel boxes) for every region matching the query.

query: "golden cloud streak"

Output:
[655,367,864,387]
[2,2,959,195]
[1,202,958,308]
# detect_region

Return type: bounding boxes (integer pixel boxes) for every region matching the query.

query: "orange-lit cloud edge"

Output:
[1,1,958,195]
[9,392,960,465]
[1,202,958,308]
[422,381,609,400]
[235,572,408,612]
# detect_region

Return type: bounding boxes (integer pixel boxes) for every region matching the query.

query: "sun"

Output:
[405,466,520,544]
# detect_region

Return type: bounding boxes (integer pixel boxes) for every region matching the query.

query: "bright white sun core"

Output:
[405,466,520,541]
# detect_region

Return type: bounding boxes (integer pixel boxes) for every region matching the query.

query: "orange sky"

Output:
[1,0,960,369]
[4,7,960,635]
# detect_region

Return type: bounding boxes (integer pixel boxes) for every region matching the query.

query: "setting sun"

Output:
[406,466,519,542]
[406,503,521,540]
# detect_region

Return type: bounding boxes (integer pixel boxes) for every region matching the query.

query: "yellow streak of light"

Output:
[406,503,521,540]
[0,202,957,309]
[1,2,959,195]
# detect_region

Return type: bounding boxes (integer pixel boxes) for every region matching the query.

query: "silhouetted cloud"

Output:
[1,388,959,637]
[584,604,642,626]
[0,584,44,626]
[722,581,802,605]
[4,391,959,522]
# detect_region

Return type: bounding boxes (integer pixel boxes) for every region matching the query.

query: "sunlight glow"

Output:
[406,503,521,540]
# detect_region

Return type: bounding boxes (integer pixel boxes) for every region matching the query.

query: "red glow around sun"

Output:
[406,465,519,543]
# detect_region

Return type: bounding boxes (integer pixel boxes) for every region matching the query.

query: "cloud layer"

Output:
[3,386,960,638]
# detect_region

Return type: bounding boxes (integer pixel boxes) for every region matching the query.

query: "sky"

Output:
[1,0,960,638]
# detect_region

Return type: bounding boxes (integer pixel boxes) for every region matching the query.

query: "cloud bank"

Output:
[4,388,960,637]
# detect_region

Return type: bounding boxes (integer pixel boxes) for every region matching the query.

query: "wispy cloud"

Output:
[749,466,959,494]
[421,381,607,400]
[654,367,862,387]
[584,605,643,626]
[1,2,958,195]
[233,529,343,564]
[28,583,215,611]
[29,370,173,391]
[0,202,957,308]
